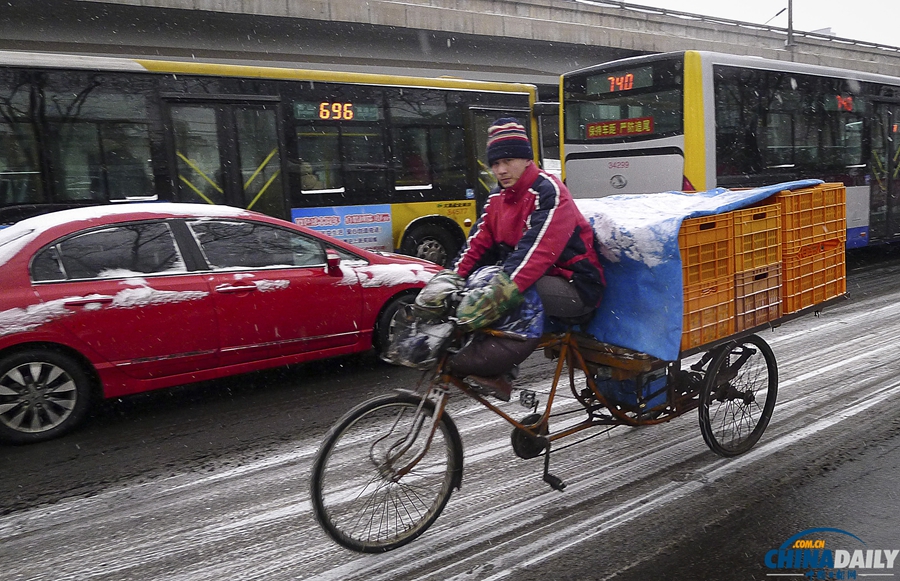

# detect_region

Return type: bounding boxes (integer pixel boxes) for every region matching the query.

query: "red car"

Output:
[0,204,441,444]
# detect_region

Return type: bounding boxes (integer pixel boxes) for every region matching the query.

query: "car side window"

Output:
[31,222,186,282]
[186,220,326,270]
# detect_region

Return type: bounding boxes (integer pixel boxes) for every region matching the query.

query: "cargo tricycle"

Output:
[308,301,836,553]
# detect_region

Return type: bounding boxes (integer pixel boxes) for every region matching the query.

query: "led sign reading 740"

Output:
[587,66,654,95]
[608,74,635,92]
[293,101,381,121]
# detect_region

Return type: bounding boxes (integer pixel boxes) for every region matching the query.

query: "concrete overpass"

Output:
[2,0,900,97]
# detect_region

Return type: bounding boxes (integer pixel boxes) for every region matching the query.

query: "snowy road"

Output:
[2,249,900,581]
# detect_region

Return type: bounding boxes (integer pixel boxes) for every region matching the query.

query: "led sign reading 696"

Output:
[293,101,381,121]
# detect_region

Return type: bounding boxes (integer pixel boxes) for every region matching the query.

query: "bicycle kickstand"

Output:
[542,445,566,492]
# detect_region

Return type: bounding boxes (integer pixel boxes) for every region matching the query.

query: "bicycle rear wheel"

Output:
[698,334,778,457]
[310,392,462,552]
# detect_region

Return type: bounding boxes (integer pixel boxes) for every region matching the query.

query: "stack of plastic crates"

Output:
[732,204,783,331]
[679,213,734,350]
[776,183,847,314]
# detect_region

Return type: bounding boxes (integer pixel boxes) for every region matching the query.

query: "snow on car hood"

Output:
[340,262,436,288]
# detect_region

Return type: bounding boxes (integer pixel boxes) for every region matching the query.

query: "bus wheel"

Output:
[401,225,459,267]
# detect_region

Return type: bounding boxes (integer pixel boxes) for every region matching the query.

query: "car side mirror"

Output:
[326,249,342,274]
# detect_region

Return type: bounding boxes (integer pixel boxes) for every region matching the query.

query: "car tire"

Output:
[0,349,95,444]
[374,293,416,357]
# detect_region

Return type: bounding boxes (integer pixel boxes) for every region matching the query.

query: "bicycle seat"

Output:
[549,310,595,328]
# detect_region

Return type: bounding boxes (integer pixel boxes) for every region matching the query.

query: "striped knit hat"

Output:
[486,118,533,165]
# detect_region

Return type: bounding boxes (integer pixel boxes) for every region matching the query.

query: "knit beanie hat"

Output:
[486,118,533,165]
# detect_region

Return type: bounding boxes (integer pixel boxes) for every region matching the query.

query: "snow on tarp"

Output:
[573,179,823,362]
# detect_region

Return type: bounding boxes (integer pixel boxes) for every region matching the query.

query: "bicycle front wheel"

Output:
[699,334,778,457]
[310,392,462,552]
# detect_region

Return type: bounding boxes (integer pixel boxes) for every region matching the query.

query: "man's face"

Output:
[490,158,531,188]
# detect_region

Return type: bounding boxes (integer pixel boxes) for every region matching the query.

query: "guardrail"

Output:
[572,0,900,53]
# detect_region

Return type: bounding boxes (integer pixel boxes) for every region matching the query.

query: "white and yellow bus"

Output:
[560,50,900,248]
[0,50,539,265]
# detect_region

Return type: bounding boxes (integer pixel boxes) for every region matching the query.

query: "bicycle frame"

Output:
[405,329,705,470]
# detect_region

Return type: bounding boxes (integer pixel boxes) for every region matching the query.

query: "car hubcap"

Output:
[0,362,77,433]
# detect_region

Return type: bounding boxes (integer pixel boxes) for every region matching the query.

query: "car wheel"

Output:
[374,293,416,356]
[400,225,460,268]
[0,349,94,444]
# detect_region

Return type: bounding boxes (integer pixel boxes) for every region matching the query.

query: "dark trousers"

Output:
[447,333,541,378]
[533,275,596,319]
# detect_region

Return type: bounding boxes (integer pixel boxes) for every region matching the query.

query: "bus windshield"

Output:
[563,58,684,143]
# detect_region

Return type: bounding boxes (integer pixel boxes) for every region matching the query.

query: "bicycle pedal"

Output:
[543,473,566,491]
[519,389,538,409]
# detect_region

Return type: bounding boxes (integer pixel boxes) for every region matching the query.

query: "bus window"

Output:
[393,126,431,187]
[821,79,865,169]
[53,122,152,203]
[714,67,764,178]
[471,112,499,200]
[296,126,342,194]
[0,69,154,206]
[235,107,283,218]
[43,72,153,203]
[0,122,41,206]
[430,126,467,193]
[342,124,387,194]
[716,67,866,182]
[171,105,226,206]
[762,112,795,168]
[389,89,468,201]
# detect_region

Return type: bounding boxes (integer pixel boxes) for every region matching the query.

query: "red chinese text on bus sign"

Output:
[295,215,342,228]
[586,116,654,139]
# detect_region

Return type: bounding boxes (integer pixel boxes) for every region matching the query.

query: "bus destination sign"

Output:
[586,116,654,139]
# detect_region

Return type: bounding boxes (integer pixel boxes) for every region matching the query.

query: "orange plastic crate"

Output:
[783,240,846,314]
[679,213,734,286]
[733,204,782,272]
[735,263,782,331]
[776,183,846,255]
[681,276,735,351]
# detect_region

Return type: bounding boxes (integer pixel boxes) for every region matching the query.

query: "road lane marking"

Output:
[440,379,900,581]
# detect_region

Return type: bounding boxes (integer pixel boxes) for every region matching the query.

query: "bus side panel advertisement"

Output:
[292,205,393,253]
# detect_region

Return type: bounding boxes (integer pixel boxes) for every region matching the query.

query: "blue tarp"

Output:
[573,180,823,362]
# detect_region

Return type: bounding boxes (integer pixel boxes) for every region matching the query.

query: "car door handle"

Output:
[64,296,114,307]
[215,284,258,294]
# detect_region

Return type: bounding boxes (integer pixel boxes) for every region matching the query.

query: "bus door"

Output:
[468,108,531,215]
[870,102,900,241]
[166,101,287,220]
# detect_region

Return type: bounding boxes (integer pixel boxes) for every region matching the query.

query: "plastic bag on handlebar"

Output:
[382,303,454,369]
[414,269,465,320]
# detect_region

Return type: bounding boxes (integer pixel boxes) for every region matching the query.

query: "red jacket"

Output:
[455,162,605,307]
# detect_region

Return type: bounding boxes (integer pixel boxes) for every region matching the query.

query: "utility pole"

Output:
[785,0,795,52]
